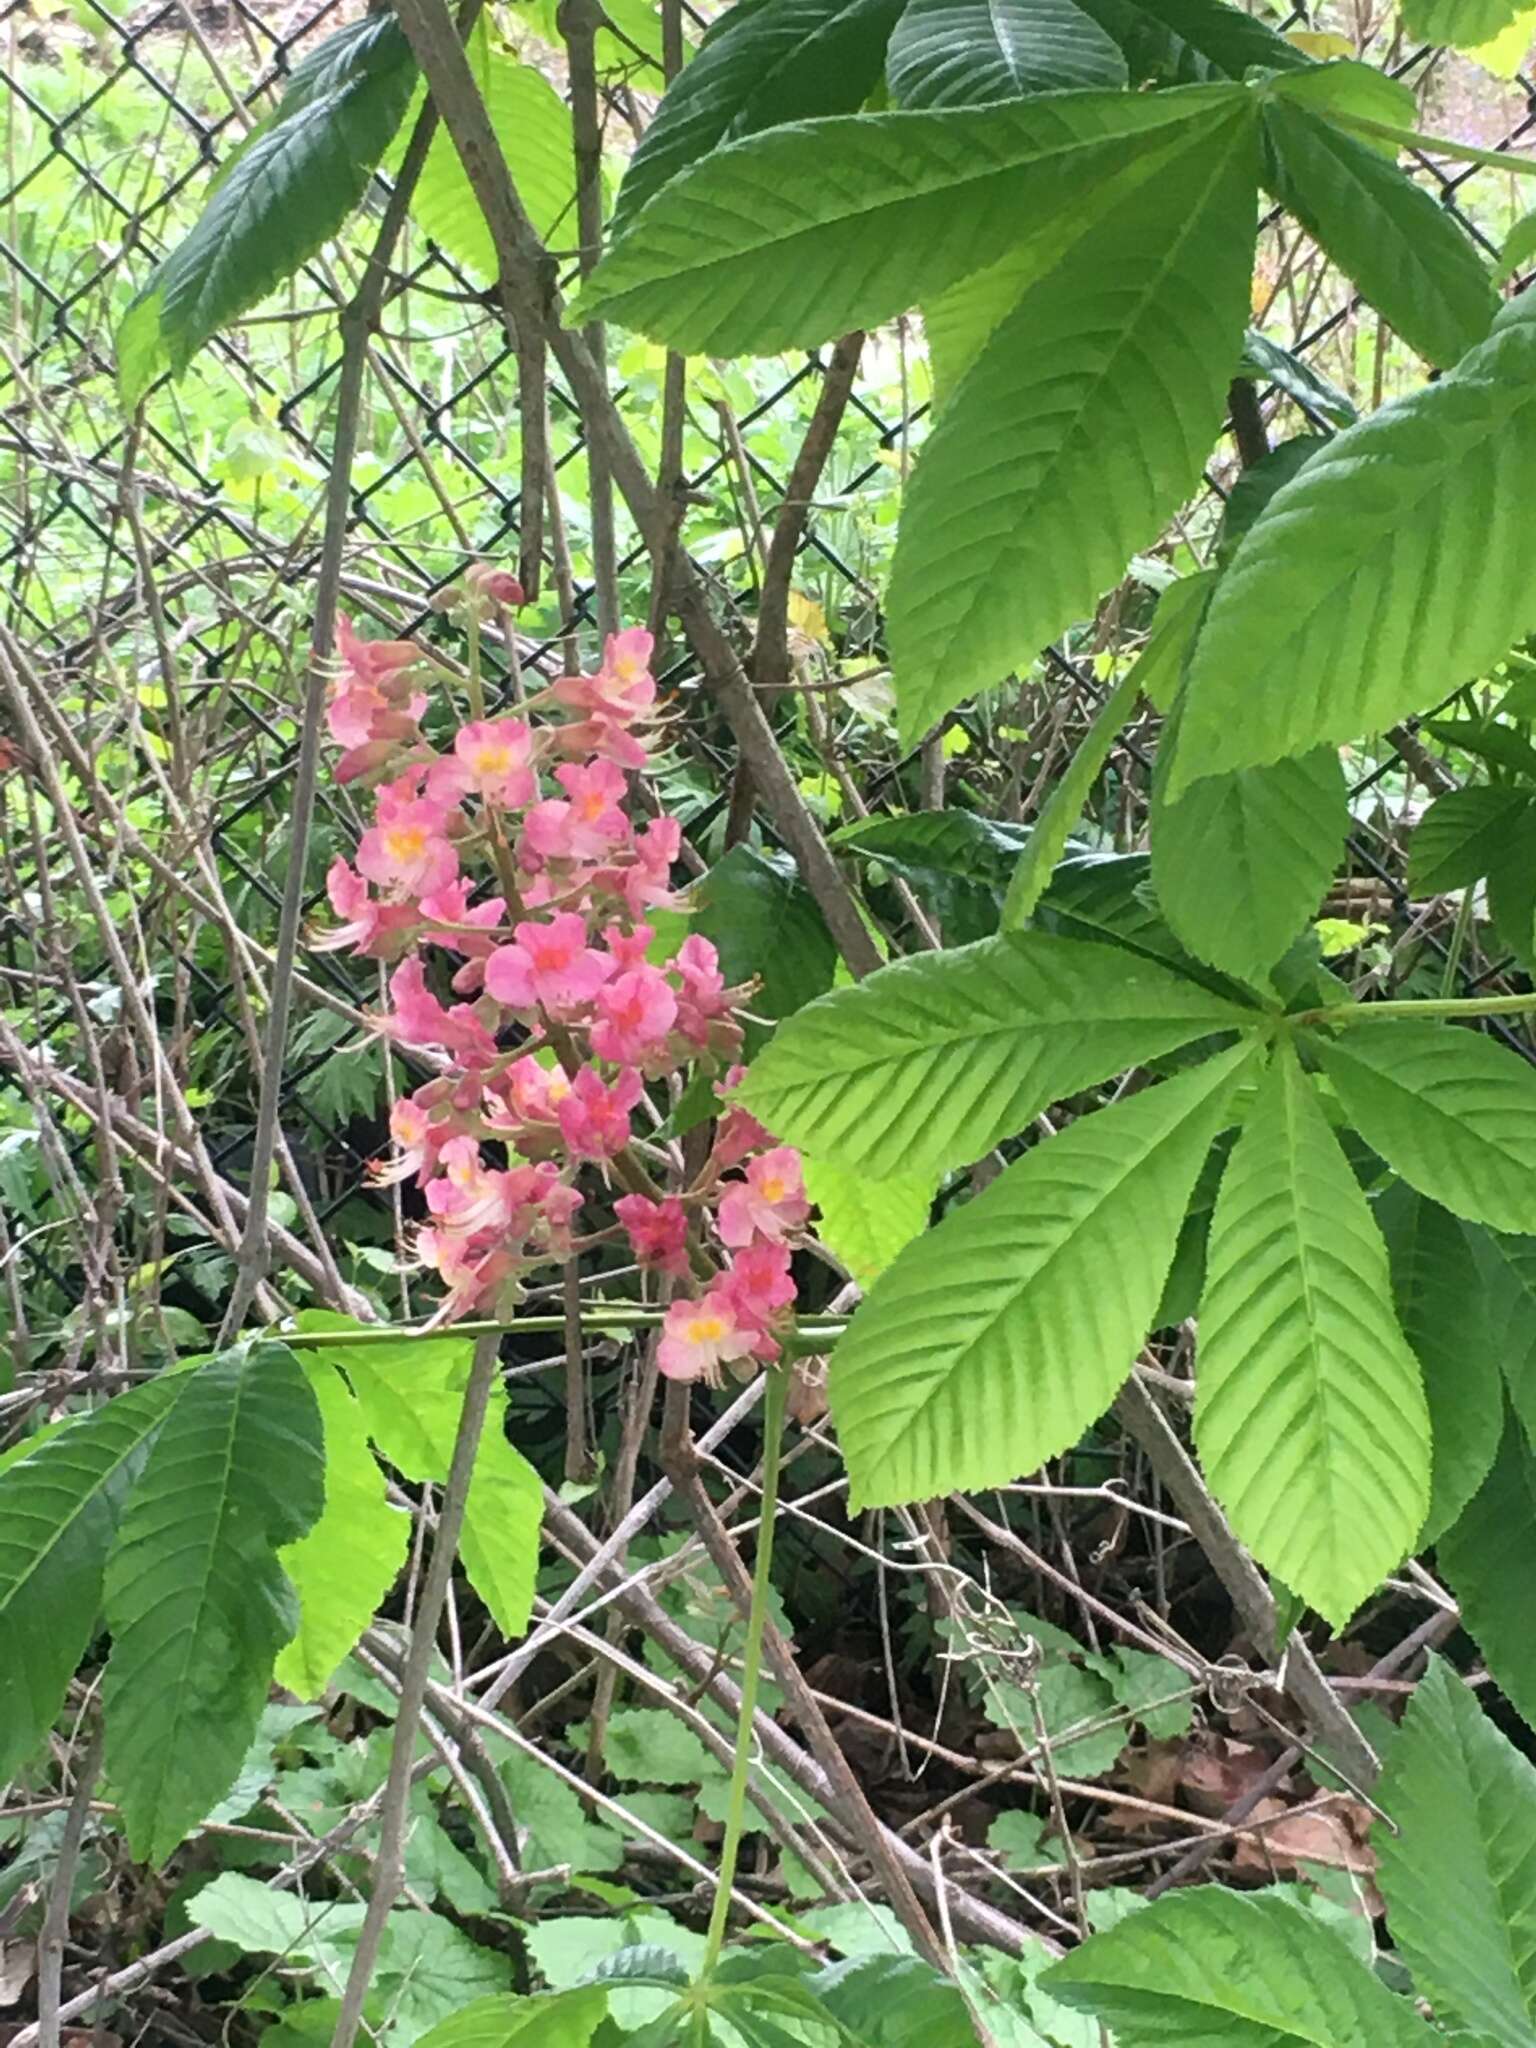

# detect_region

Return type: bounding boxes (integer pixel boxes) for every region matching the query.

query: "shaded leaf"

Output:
[1376,1183,1501,1544]
[413,1987,609,2048]
[611,0,905,232]
[103,1343,325,1861]
[1262,94,1495,370]
[1438,1421,1536,1740]
[117,16,415,403]
[1374,1653,1536,2048]
[694,845,837,1033]
[834,809,1032,943]
[887,0,1127,106]
[1401,0,1529,46]
[1409,786,1535,895]
[0,1376,182,1784]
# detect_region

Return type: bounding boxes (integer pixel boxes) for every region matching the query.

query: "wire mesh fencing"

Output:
[1,0,1533,1345]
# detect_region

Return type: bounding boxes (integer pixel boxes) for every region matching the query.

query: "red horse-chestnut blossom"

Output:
[319,580,812,1374]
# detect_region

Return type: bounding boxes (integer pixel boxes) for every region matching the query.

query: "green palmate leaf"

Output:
[694,845,837,1029]
[577,84,1250,354]
[1438,1421,1536,1737]
[408,24,576,267]
[1421,713,1536,780]
[1194,1047,1430,1626]
[887,0,1127,106]
[888,95,1257,746]
[0,1377,182,1785]
[342,1333,542,1640]
[1265,56,1418,138]
[1000,580,1213,930]
[1043,1886,1431,2045]
[1375,1654,1536,2048]
[1409,787,1536,895]
[1175,291,1536,791]
[1317,1020,1536,1233]
[412,1987,610,2048]
[830,1042,1253,1507]
[1215,438,1325,567]
[1152,742,1348,986]
[274,1355,409,1700]
[1375,1183,1501,1544]
[1076,0,1310,81]
[1236,328,1357,429]
[117,15,415,404]
[102,1343,325,1862]
[1401,0,1529,45]
[610,0,905,233]
[1261,96,1495,371]
[1030,851,1226,985]
[740,929,1259,1180]
[833,809,1033,942]
[804,1159,936,1283]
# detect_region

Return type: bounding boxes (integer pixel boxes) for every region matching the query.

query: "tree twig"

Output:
[329,1331,503,2048]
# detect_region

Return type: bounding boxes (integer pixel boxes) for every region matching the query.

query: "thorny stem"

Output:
[700,1363,790,1979]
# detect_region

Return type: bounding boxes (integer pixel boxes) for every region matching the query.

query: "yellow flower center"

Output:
[385,825,427,862]
[471,745,511,776]
[687,1316,725,1345]
[761,1177,786,1204]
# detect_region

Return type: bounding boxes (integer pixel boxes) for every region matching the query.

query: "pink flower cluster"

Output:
[320,592,810,1371]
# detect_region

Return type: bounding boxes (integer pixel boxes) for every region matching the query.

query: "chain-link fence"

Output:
[1,0,1533,1343]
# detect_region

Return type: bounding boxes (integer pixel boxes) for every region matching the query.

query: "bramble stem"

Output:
[700,1364,790,1979]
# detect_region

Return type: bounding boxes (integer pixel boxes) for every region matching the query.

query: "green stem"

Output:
[1440,886,1477,999]
[283,1314,851,1353]
[700,1364,791,1980]
[1333,110,1536,180]
[1295,991,1536,1028]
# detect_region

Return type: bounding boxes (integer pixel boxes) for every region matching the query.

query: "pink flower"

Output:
[674,933,734,1047]
[466,562,525,607]
[720,1242,796,1344]
[556,1065,642,1162]
[336,613,423,690]
[717,1147,809,1248]
[370,1089,446,1187]
[357,788,460,900]
[614,1193,690,1277]
[591,965,678,1066]
[428,719,536,809]
[485,913,614,1016]
[522,759,630,864]
[314,857,419,958]
[553,715,651,772]
[657,1290,759,1385]
[603,922,654,973]
[713,1066,772,1168]
[619,817,681,916]
[425,1136,514,1236]
[382,958,499,1064]
[553,627,656,728]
